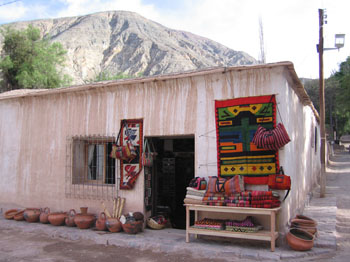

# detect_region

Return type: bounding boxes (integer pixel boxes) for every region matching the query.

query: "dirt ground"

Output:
[0,227,230,262]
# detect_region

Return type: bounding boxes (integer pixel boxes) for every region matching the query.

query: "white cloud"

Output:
[0,2,27,23]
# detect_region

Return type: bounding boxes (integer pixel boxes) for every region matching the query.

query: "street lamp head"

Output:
[335,34,345,49]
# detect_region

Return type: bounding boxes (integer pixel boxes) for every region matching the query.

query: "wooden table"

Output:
[185,204,281,251]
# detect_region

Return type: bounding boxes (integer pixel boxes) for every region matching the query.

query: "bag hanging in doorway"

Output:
[142,139,153,167]
[252,123,291,151]
[110,120,137,162]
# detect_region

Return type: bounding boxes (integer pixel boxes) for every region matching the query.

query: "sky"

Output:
[0,0,349,79]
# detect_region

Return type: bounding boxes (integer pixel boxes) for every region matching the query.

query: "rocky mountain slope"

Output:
[1,11,256,85]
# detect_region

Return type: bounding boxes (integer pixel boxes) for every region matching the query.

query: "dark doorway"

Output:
[145,136,194,229]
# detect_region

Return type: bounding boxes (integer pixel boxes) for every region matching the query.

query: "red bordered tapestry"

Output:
[119,119,143,190]
[215,95,279,184]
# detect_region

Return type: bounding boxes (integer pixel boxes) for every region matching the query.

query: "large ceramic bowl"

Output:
[286,228,314,251]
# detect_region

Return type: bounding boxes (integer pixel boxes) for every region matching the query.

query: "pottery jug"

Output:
[23,208,41,223]
[39,207,50,224]
[65,209,76,227]
[74,213,96,229]
[286,228,314,251]
[48,212,67,226]
[106,217,122,233]
[13,210,25,221]
[95,212,107,231]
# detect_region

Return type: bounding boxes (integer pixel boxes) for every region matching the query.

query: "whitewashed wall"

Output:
[0,65,320,234]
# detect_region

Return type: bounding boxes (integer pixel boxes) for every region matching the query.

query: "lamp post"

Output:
[317,9,345,197]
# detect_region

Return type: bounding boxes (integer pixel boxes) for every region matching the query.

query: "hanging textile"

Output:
[119,119,143,190]
[215,95,279,184]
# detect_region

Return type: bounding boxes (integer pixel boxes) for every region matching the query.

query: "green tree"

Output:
[0,25,71,92]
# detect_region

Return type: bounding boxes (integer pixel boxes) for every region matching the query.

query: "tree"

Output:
[0,25,71,92]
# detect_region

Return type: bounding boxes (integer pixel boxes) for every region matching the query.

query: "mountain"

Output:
[0,11,256,85]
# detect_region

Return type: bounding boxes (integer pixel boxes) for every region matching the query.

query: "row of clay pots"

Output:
[5,207,143,234]
[286,214,317,251]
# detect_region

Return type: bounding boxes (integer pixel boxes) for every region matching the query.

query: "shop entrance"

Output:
[144,136,194,229]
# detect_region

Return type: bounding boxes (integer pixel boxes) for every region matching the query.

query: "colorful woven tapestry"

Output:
[120,119,143,190]
[215,95,279,184]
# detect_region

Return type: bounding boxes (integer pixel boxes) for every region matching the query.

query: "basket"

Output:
[146,217,166,230]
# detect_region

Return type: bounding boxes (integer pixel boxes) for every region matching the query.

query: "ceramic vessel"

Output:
[39,207,50,224]
[48,212,67,226]
[80,207,88,214]
[291,215,317,235]
[106,218,122,233]
[121,221,143,234]
[4,209,19,219]
[74,213,96,229]
[65,209,76,227]
[95,212,107,231]
[13,210,25,221]
[23,208,41,223]
[286,228,314,251]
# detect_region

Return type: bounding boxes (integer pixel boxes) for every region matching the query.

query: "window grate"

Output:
[65,135,118,200]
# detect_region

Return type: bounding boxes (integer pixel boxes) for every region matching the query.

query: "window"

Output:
[66,136,117,200]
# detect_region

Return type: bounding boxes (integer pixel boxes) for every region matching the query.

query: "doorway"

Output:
[145,136,194,229]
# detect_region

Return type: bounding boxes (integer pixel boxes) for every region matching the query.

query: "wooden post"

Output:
[318,8,326,197]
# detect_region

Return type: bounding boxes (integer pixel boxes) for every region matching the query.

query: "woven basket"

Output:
[146,218,166,230]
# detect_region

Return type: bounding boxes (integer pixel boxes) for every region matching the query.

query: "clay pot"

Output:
[39,207,50,224]
[80,207,88,214]
[13,210,25,221]
[291,215,317,235]
[4,209,19,219]
[95,212,107,231]
[23,208,41,223]
[74,213,96,229]
[106,218,122,233]
[65,209,76,227]
[121,221,143,234]
[48,212,67,226]
[286,228,314,251]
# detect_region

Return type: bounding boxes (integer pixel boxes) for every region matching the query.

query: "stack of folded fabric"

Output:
[202,192,232,206]
[226,191,281,208]
[225,216,263,232]
[193,218,225,230]
[183,187,206,205]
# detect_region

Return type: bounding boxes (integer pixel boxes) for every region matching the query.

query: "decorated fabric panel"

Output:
[120,119,143,190]
[215,95,279,184]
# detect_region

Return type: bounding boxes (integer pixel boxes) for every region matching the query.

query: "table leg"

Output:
[270,211,276,252]
[186,206,189,243]
[194,210,198,239]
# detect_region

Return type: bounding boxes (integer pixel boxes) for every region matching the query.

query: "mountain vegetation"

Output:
[0,25,71,92]
[0,11,256,87]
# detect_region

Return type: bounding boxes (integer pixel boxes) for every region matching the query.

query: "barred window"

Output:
[66,136,117,200]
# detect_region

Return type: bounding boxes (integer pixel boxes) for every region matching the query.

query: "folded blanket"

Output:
[186,190,206,197]
[186,187,206,194]
[184,198,204,205]
[185,194,203,200]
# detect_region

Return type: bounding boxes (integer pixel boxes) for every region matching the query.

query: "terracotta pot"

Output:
[74,213,96,229]
[13,210,25,221]
[65,209,77,227]
[23,208,41,223]
[106,218,122,233]
[95,212,107,231]
[291,215,317,235]
[121,221,143,234]
[48,212,67,226]
[80,207,88,215]
[40,207,50,224]
[286,228,314,251]
[4,209,19,220]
